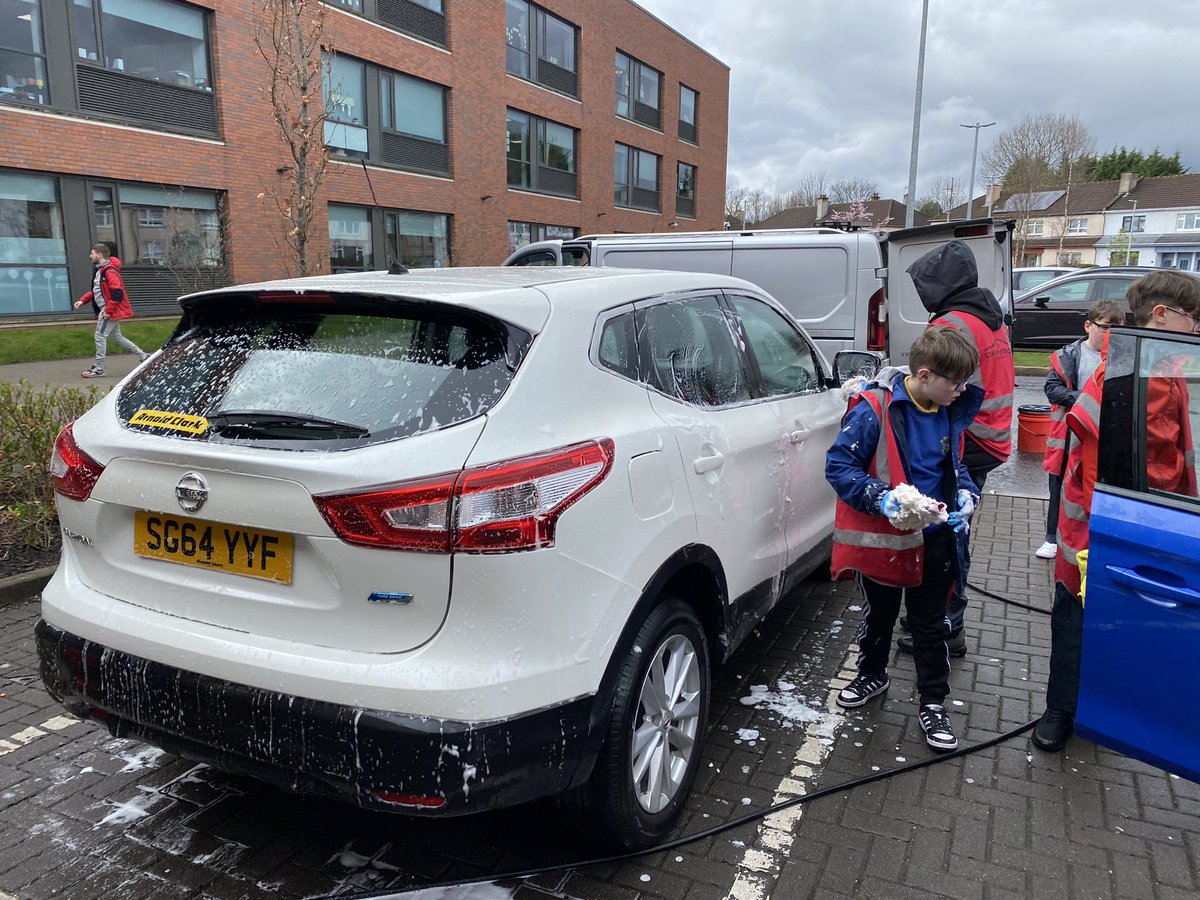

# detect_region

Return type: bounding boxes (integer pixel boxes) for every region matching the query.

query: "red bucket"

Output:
[1017,404,1051,454]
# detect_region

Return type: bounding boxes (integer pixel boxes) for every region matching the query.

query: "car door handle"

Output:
[790,421,812,444]
[693,448,724,474]
[1104,565,1200,609]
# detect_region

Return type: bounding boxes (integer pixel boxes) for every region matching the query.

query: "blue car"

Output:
[1076,325,1200,783]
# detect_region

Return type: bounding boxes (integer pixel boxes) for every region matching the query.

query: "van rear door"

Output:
[883,219,1014,366]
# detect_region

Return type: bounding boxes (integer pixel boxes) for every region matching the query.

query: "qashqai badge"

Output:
[175,472,208,513]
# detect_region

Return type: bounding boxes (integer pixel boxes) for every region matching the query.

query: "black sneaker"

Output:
[1032,709,1074,752]
[919,703,958,751]
[899,615,909,632]
[897,630,967,657]
[836,673,890,709]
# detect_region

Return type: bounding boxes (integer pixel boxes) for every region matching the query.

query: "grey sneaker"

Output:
[81,366,106,378]
[836,673,890,709]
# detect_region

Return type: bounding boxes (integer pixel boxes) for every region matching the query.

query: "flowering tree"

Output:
[829,198,892,231]
[253,0,331,276]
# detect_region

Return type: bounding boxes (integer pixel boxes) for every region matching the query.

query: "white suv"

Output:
[38,266,865,848]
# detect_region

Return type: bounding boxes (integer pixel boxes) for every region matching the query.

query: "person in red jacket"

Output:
[896,240,1015,658]
[72,243,149,378]
[1033,269,1200,753]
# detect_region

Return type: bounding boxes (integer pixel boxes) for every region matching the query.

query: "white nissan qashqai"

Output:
[38,266,870,849]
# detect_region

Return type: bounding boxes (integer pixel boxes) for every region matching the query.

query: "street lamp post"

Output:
[961,121,994,220]
[904,0,929,229]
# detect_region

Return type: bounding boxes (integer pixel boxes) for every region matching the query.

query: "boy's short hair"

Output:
[910,325,978,382]
[1087,299,1124,325]
[1126,270,1200,325]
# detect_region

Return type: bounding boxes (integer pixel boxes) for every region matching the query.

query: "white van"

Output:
[503,219,1014,365]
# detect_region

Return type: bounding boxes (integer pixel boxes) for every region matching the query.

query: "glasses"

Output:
[1087,319,1123,331]
[930,371,968,391]
[1161,305,1200,331]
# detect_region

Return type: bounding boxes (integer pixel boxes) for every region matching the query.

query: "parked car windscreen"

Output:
[115,297,530,449]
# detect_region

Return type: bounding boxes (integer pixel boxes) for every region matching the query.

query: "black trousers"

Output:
[857,527,956,706]
[946,437,1005,633]
[1045,473,1063,543]
[1046,581,1084,715]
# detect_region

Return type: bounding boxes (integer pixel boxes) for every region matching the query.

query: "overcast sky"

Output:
[634,0,1200,205]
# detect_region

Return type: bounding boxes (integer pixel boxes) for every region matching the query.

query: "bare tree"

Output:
[784,171,830,208]
[742,188,775,226]
[917,173,965,219]
[163,193,228,295]
[725,185,751,225]
[253,0,331,277]
[982,113,1093,261]
[828,177,880,203]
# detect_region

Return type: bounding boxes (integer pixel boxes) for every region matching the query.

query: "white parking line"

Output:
[726,653,856,900]
[0,715,82,756]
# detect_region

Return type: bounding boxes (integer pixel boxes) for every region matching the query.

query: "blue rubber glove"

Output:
[956,489,976,518]
[879,490,901,519]
[946,511,970,534]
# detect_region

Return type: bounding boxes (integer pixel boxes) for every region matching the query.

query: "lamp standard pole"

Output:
[904,0,929,228]
[961,121,994,219]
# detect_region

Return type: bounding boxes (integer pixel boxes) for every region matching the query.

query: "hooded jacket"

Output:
[907,240,1014,462]
[78,256,133,321]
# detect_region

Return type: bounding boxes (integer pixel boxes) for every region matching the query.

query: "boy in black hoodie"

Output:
[897,240,1015,656]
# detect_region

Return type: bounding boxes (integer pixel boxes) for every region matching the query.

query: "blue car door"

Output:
[1076,327,1200,782]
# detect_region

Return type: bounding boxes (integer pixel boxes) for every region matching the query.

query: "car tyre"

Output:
[563,597,710,850]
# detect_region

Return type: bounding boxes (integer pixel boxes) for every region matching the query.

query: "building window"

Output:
[327,0,444,45]
[615,51,661,129]
[1025,220,1044,236]
[507,110,577,197]
[74,0,210,89]
[507,221,577,254]
[113,184,225,270]
[0,0,49,106]
[329,204,373,271]
[1067,217,1087,235]
[615,143,660,212]
[324,54,368,159]
[385,209,450,268]
[137,208,164,227]
[0,169,69,316]
[679,85,697,143]
[1057,251,1083,265]
[676,162,695,219]
[1176,212,1200,231]
[505,0,578,97]
[325,53,449,175]
[1020,252,1040,267]
[1121,214,1146,233]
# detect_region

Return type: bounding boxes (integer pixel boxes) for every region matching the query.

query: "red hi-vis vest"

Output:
[932,310,1014,460]
[1055,364,1104,598]
[1042,346,1075,476]
[831,388,925,587]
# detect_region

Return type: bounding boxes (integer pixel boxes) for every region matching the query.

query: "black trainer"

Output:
[1032,709,1074,752]
[919,703,958,751]
[897,630,966,657]
[836,673,890,709]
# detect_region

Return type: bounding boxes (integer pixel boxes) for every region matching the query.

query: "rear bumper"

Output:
[36,619,603,815]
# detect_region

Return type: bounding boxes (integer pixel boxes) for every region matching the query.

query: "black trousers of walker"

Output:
[1046,581,1084,715]
[857,527,956,706]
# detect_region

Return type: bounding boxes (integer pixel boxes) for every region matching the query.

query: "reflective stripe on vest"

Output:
[936,311,1014,459]
[830,387,925,587]
[1043,349,1074,476]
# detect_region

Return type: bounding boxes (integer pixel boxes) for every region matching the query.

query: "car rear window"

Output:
[116,297,530,448]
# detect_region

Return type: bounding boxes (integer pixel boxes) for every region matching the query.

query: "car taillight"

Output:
[867,287,888,352]
[49,423,104,501]
[314,438,615,554]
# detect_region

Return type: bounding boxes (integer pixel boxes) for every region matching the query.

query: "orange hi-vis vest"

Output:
[932,310,1014,460]
[1145,355,1197,497]
[831,388,925,587]
[1042,346,1074,477]
[1054,364,1102,598]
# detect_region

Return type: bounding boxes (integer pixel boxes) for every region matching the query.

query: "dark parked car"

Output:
[1010,267,1166,348]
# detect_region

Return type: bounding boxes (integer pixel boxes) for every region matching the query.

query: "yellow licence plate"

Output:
[134,511,294,584]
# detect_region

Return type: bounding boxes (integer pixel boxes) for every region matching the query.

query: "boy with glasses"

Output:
[1035,270,1200,752]
[826,326,982,752]
[1035,300,1125,560]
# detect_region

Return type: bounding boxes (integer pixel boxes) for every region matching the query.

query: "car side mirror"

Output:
[831,350,881,386]
[1034,296,1049,308]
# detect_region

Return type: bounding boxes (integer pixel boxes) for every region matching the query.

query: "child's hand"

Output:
[955,489,976,518]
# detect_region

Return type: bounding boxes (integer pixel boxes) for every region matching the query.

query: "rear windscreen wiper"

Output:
[207,410,370,437]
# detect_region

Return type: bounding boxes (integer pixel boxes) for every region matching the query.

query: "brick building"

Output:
[0,0,729,319]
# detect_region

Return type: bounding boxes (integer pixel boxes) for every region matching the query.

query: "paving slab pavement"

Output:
[0,353,144,390]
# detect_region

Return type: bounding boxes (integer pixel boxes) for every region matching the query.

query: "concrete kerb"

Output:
[0,565,54,607]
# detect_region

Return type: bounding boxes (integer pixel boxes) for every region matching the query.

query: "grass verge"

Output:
[0,319,179,366]
[1012,349,1051,370]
